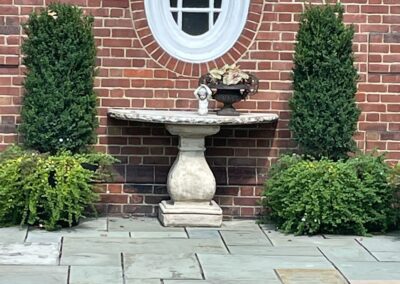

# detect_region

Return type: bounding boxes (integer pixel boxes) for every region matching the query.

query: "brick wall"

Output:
[0,0,399,218]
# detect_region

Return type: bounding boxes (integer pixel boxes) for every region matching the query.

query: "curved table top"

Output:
[108,109,279,126]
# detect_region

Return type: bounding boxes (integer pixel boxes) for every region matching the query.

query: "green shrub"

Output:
[390,163,400,190]
[0,146,116,230]
[289,4,360,160]
[20,3,97,154]
[390,163,400,218]
[262,153,398,235]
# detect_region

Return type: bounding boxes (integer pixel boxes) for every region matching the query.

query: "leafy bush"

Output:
[0,146,116,230]
[289,4,360,160]
[390,163,400,190]
[20,3,97,154]
[262,153,398,235]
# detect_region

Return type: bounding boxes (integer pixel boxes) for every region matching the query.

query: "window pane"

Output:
[172,12,178,23]
[170,0,177,7]
[183,0,209,8]
[214,0,222,8]
[213,12,219,24]
[182,12,208,35]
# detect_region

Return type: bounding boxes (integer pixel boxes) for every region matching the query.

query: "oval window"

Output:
[144,0,250,63]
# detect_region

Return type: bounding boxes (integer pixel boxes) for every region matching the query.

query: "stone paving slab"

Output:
[62,237,228,255]
[219,230,271,246]
[336,262,400,281]
[164,280,281,284]
[220,220,262,231]
[350,281,400,284]
[188,220,261,231]
[227,245,322,256]
[2,218,400,283]
[319,246,377,262]
[264,230,359,247]
[69,266,123,284]
[186,229,221,239]
[198,254,332,280]
[26,218,124,243]
[0,242,59,265]
[108,217,183,232]
[369,252,400,262]
[26,229,129,243]
[323,234,364,239]
[61,252,122,266]
[0,226,27,243]
[276,268,347,284]
[125,280,161,284]
[124,253,202,280]
[0,265,68,284]
[131,231,187,238]
[357,236,400,252]
[75,218,108,231]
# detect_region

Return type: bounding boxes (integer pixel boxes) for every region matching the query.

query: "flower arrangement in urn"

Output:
[199,64,259,116]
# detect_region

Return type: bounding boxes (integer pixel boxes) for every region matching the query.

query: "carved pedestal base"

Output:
[159,200,222,227]
[159,124,222,227]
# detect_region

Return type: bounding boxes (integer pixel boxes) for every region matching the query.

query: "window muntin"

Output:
[169,0,222,36]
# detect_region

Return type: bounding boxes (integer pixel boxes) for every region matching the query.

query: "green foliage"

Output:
[389,163,400,191]
[289,4,360,160]
[262,153,398,235]
[20,3,97,154]
[0,146,117,231]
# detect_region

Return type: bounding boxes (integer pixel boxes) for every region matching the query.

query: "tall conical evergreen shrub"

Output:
[289,4,360,160]
[20,3,97,154]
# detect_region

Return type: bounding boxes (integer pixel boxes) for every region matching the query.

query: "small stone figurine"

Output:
[194,84,212,116]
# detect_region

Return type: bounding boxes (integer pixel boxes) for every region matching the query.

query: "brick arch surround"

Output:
[129,0,264,77]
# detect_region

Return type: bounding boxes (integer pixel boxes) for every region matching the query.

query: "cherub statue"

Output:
[194,84,212,116]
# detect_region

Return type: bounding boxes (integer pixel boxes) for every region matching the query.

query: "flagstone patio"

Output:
[0,217,399,284]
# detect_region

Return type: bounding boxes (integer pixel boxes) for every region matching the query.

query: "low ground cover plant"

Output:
[263,153,398,235]
[0,146,116,230]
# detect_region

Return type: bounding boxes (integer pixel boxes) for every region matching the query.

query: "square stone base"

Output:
[158,200,223,227]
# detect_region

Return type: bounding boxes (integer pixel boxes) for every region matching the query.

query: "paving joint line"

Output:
[217,230,231,254]
[273,268,284,284]
[194,253,206,280]
[58,236,64,266]
[258,224,275,246]
[355,238,380,262]
[184,227,190,239]
[121,252,126,284]
[317,246,350,284]
[67,265,71,284]
[23,226,29,242]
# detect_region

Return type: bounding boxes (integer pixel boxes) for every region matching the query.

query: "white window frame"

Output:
[170,0,222,33]
[144,0,250,63]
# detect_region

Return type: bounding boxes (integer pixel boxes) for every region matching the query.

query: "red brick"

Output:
[124,69,153,78]
[100,194,128,204]
[103,0,128,8]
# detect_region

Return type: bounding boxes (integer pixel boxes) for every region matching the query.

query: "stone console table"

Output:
[108,109,279,227]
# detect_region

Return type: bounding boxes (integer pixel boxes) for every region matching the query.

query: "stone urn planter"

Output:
[199,64,259,116]
[212,84,251,116]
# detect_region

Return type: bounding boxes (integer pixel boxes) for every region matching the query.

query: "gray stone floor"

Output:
[0,217,399,284]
